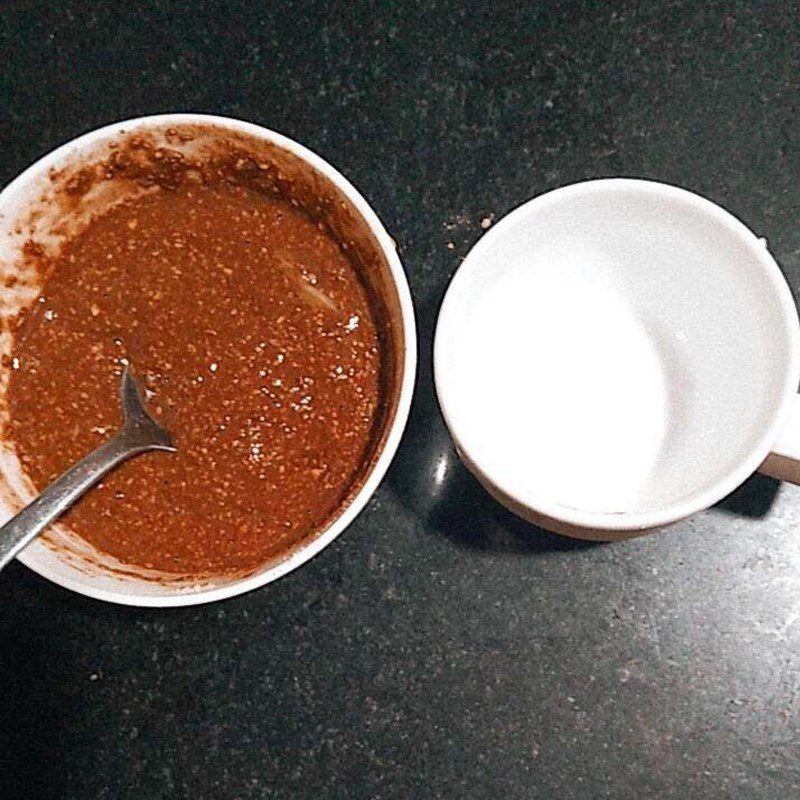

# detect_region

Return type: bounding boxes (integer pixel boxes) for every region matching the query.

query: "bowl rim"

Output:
[433,177,800,533]
[3,112,417,606]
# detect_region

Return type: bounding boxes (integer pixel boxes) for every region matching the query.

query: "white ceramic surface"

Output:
[434,179,800,537]
[0,114,416,605]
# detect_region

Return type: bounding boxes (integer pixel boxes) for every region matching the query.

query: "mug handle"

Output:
[760,395,800,483]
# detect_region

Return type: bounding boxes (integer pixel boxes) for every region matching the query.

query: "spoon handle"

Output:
[0,434,136,571]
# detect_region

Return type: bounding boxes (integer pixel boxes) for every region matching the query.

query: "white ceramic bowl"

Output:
[434,179,800,539]
[0,114,416,605]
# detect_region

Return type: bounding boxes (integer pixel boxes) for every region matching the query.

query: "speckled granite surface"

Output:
[2,2,800,798]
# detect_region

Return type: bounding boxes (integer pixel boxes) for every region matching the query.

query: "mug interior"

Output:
[0,115,411,604]
[435,179,800,527]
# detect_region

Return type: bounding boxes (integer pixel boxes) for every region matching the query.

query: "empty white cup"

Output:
[434,179,800,539]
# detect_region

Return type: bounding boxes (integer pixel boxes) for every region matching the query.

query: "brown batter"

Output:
[7,160,387,576]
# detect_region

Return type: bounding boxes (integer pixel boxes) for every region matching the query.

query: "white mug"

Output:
[0,114,416,604]
[434,178,800,540]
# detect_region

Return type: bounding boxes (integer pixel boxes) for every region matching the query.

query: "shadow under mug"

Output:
[434,178,800,540]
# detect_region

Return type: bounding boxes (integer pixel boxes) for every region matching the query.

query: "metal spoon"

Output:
[0,367,175,571]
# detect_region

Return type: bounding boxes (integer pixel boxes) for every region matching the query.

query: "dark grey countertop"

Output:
[3,2,800,798]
